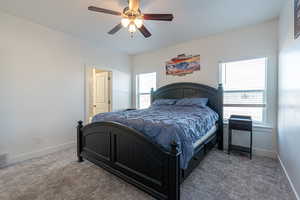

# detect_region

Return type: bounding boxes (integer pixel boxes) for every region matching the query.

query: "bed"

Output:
[77,82,223,200]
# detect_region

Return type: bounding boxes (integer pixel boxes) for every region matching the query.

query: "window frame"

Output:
[219,57,268,124]
[136,72,157,109]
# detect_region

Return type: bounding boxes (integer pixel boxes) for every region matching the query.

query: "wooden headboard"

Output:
[151,82,224,149]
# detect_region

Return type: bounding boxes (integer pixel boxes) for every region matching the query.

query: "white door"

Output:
[93,71,110,115]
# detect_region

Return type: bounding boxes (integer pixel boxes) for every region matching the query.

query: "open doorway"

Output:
[85,67,112,123]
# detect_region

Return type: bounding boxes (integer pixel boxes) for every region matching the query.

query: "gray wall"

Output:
[278,0,300,198]
[132,20,278,157]
[0,11,131,167]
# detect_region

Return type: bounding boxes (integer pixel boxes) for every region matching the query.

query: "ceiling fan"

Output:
[88,0,174,38]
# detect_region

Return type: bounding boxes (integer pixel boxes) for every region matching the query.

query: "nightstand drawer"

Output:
[229,120,252,131]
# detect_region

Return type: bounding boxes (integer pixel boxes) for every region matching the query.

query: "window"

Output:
[220,58,267,123]
[136,72,156,109]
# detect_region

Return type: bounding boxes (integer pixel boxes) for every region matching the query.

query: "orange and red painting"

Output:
[166,54,200,76]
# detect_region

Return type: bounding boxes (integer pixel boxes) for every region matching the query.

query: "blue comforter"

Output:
[92,105,218,169]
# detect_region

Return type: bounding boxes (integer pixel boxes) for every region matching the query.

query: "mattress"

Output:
[193,125,217,148]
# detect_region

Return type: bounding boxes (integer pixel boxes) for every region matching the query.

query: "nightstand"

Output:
[228,115,253,159]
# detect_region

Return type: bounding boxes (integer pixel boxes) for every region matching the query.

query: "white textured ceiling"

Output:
[0,0,283,55]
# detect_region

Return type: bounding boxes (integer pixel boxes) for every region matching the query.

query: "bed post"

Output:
[168,141,181,200]
[150,88,155,104]
[217,84,224,150]
[77,121,83,162]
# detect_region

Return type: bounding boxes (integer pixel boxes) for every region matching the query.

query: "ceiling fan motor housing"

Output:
[123,7,142,18]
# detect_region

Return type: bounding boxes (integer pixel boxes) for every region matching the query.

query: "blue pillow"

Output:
[152,99,177,106]
[175,98,208,107]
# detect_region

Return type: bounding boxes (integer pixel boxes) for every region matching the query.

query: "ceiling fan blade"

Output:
[88,6,121,16]
[129,0,140,11]
[143,14,174,21]
[108,23,123,35]
[138,25,152,38]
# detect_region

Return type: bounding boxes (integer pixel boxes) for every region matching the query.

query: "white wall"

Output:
[132,20,278,157]
[278,0,300,199]
[0,11,131,167]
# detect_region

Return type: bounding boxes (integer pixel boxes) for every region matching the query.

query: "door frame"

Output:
[84,66,112,123]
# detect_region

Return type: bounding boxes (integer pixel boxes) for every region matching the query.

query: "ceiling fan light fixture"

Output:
[128,23,137,33]
[121,18,130,27]
[134,18,143,28]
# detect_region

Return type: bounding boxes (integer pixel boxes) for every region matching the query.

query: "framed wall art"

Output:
[295,0,300,39]
[166,54,200,76]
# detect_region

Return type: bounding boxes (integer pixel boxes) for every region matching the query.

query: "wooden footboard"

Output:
[77,121,181,200]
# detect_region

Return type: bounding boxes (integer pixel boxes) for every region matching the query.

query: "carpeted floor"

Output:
[0,148,296,200]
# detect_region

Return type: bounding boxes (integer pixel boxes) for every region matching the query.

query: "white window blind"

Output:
[136,72,156,109]
[221,58,267,122]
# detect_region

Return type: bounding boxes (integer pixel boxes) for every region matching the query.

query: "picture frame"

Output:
[295,0,300,39]
[166,54,201,76]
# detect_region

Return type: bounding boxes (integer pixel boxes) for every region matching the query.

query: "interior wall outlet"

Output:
[0,154,8,168]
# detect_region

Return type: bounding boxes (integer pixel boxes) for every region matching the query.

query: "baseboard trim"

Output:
[224,147,276,158]
[278,155,300,200]
[0,141,75,168]
[253,148,276,158]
